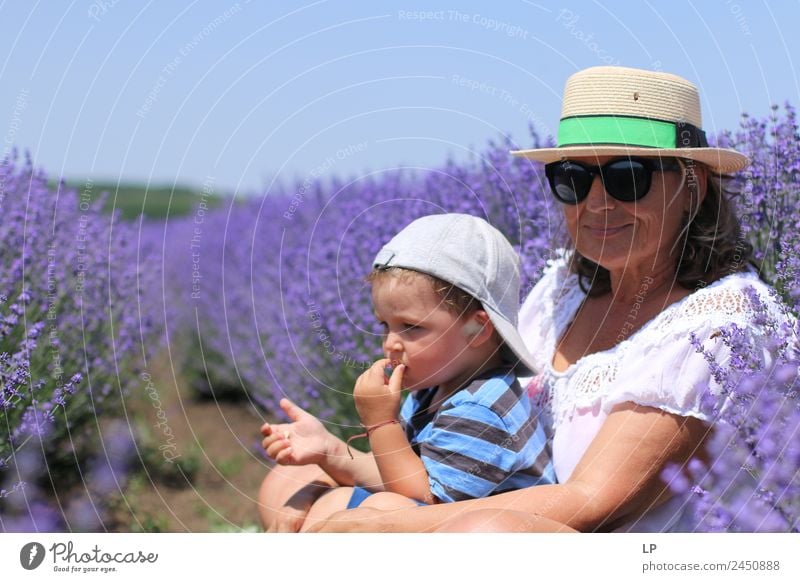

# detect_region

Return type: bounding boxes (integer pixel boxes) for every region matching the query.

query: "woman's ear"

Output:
[462,311,495,347]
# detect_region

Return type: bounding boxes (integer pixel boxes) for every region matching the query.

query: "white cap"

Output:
[373,213,536,375]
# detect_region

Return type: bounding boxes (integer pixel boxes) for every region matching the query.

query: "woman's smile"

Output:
[582,223,632,238]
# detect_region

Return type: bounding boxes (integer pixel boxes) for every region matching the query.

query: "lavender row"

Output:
[1,154,160,531]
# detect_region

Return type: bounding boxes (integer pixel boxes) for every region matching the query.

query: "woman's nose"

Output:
[583,175,616,212]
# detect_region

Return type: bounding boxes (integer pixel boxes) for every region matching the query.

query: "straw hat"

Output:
[511,66,748,174]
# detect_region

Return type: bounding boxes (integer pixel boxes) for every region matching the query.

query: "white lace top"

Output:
[517,252,787,531]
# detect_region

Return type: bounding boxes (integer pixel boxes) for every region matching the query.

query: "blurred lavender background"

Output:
[1,105,798,531]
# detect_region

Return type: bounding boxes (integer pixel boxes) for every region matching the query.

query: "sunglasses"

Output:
[544,157,683,205]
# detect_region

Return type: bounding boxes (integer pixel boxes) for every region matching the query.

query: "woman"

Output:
[259,66,787,532]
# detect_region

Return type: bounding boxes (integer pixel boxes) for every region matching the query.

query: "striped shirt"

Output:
[399,367,555,503]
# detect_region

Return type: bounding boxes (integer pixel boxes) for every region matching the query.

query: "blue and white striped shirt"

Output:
[399,367,555,503]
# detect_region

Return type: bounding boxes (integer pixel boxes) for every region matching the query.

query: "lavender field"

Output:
[1,105,798,532]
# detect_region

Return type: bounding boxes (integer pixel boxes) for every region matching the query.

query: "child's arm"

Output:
[357,368,555,504]
[261,398,385,489]
[354,361,436,504]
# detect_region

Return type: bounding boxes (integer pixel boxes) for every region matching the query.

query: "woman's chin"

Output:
[578,245,642,270]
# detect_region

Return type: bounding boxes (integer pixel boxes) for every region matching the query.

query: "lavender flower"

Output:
[0,154,161,531]
[666,105,800,531]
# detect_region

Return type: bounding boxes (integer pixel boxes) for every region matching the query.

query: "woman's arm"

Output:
[309,403,709,532]
[560,402,709,530]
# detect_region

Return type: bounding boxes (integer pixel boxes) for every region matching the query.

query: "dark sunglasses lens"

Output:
[603,160,650,202]
[549,162,593,204]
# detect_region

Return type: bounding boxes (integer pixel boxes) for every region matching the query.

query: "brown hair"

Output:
[569,166,754,296]
[366,267,481,317]
[367,267,514,365]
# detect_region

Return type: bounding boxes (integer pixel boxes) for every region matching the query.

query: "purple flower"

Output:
[1,154,161,531]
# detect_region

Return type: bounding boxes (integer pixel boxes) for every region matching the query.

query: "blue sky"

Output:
[1,0,798,194]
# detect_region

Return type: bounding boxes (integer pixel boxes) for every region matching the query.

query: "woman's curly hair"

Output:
[569,162,754,296]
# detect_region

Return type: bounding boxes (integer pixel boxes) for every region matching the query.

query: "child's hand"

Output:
[354,359,405,427]
[260,399,332,466]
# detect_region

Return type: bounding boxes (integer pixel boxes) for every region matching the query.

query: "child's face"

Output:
[371,274,479,393]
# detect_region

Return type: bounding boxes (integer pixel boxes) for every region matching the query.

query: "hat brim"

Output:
[511,145,749,175]
[484,304,538,377]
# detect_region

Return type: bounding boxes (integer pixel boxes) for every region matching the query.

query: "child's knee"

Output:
[258,465,338,532]
[315,486,356,512]
[300,487,356,531]
[359,491,419,510]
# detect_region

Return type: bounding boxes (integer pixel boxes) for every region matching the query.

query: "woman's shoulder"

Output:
[600,269,792,423]
[666,269,789,329]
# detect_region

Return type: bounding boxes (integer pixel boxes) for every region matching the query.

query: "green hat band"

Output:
[557,115,708,149]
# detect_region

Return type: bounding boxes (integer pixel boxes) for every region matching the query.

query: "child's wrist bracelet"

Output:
[365,419,400,436]
[345,419,399,459]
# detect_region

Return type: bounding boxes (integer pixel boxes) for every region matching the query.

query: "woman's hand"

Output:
[353,359,405,427]
[261,398,334,466]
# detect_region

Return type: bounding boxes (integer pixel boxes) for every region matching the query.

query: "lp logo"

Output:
[20,542,46,570]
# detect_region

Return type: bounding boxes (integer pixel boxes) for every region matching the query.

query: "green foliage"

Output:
[57,180,226,220]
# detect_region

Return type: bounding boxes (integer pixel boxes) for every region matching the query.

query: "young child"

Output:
[261,214,554,529]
